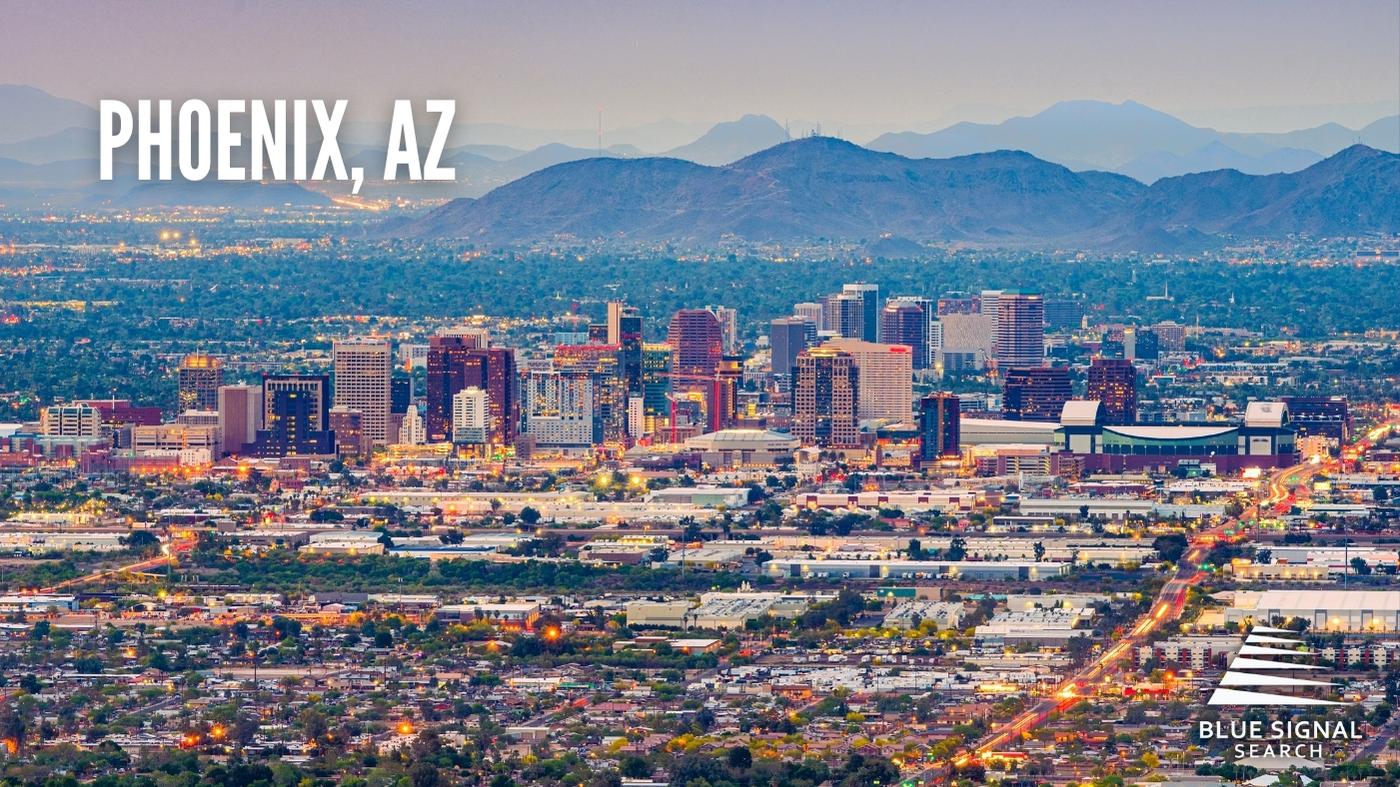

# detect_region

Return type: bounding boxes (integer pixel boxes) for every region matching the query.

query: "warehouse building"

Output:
[761,558,1069,581]
[1225,590,1400,632]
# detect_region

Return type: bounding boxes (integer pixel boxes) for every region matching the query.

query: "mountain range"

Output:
[0,85,1395,218]
[868,100,1398,182]
[399,138,1399,252]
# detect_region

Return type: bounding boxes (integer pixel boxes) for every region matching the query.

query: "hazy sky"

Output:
[5,0,1398,134]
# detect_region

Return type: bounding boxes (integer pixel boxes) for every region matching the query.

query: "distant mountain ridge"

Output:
[662,114,792,165]
[0,86,1395,211]
[398,138,1398,252]
[868,100,1399,182]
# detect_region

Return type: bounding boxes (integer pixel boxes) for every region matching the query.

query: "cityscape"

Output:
[2,2,1399,787]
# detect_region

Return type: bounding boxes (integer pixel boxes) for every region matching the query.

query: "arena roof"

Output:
[1244,401,1290,429]
[1104,425,1237,440]
[1060,400,1103,426]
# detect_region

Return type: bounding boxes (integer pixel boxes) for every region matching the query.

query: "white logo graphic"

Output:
[1208,625,1345,706]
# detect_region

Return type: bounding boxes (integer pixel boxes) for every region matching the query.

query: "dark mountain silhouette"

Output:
[400,137,1146,244]
[399,139,1398,251]
[1100,144,1399,248]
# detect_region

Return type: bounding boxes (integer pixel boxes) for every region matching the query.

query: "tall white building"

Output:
[451,387,490,445]
[332,339,392,446]
[824,338,914,421]
[708,306,739,354]
[397,405,426,445]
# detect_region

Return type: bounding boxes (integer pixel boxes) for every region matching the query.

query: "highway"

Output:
[37,533,196,594]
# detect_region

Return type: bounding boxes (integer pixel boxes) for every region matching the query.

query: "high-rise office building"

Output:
[714,356,744,430]
[843,283,880,342]
[1044,298,1085,329]
[823,291,867,340]
[397,406,426,445]
[667,308,723,422]
[668,309,723,377]
[39,403,102,438]
[332,339,392,446]
[606,302,645,397]
[1002,367,1072,422]
[451,387,490,445]
[248,374,334,457]
[426,335,475,441]
[641,342,672,417]
[793,302,824,327]
[472,348,517,446]
[994,292,1045,369]
[1282,396,1350,445]
[1124,327,1160,362]
[555,343,625,441]
[980,289,1004,341]
[425,336,517,445]
[1154,321,1187,352]
[217,384,262,456]
[770,316,817,379]
[262,374,330,434]
[792,347,859,447]
[824,338,914,422]
[881,299,931,370]
[918,392,961,462]
[390,375,412,414]
[178,353,224,412]
[523,365,601,448]
[1087,358,1137,425]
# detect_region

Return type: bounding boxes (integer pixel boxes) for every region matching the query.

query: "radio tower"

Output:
[597,107,603,157]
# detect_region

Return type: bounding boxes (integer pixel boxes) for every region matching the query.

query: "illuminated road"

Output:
[908,556,1207,783]
[914,450,1374,783]
[916,470,1309,782]
[960,568,1202,764]
[1258,460,1327,516]
[38,534,195,594]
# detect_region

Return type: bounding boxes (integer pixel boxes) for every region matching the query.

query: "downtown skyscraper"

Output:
[178,353,224,412]
[1087,358,1137,425]
[993,292,1045,369]
[332,339,393,446]
[792,346,859,448]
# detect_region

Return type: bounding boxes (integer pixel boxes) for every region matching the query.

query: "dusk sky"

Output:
[6,0,1398,135]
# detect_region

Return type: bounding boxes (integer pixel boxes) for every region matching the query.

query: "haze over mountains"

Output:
[0,84,1396,252]
[868,100,1399,182]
